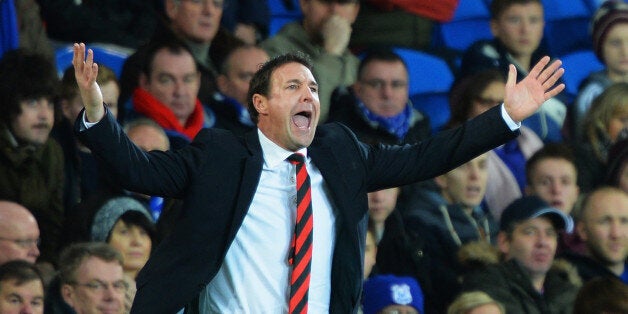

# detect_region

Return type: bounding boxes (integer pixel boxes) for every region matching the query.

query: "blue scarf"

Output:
[357,101,412,140]
[0,0,19,58]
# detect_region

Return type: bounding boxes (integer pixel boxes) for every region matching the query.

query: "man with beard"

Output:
[0,49,63,265]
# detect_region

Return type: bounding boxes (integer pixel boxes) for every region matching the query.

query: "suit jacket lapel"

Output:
[230,130,264,234]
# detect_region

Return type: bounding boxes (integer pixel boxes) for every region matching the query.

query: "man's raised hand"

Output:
[504,56,565,122]
[73,43,104,122]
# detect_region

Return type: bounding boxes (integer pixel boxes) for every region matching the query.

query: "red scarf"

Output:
[132,88,204,140]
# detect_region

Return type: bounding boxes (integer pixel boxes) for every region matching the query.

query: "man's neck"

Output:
[529,273,546,292]
[606,259,625,276]
[184,39,211,68]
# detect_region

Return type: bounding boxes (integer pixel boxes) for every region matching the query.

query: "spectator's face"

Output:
[127,125,170,152]
[217,47,269,106]
[354,60,409,117]
[526,158,579,214]
[607,108,628,142]
[0,205,40,265]
[107,220,152,276]
[0,279,44,314]
[300,0,359,36]
[436,154,489,209]
[100,81,120,119]
[469,81,505,118]
[602,23,628,77]
[577,190,628,269]
[363,231,376,279]
[491,2,544,58]
[62,257,125,314]
[499,217,558,278]
[253,62,319,151]
[166,0,223,43]
[367,187,400,225]
[10,98,54,145]
[140,49,201,126]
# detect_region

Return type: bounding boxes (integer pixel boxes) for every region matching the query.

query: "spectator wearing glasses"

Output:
[0,200,40,266]
[46,242,127,314]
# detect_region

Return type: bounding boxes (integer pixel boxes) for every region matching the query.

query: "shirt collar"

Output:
[257,129,308,168]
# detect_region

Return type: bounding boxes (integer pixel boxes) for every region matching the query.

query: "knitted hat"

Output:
[362,275,424,314]
[591,0,628,63]
[91,196,153,242]
[500,196,573,233]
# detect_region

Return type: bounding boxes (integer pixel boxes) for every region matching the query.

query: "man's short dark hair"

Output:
[58,242,123,285]
[141,38,197,79]
[490,0,543,20]
[0,260,43,288]
[0,49,59,126]
[246,52,313,124]
[525,143,576,184]
[357,49,407,81]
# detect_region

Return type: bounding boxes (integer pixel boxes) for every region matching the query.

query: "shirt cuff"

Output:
[501,104,521,131]
[81,111,98,129]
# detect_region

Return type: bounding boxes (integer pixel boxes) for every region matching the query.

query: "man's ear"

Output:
[576,222,588,242]
[61,284,75,307]
[497,231,510,256]
[164,0,178,20]
[434,175,447,190]
[490,20,500,38]
[139,73,149,90]
[216,75,228,94]
[252,94,268,116]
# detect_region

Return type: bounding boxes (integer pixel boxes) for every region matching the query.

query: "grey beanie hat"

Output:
[91,196,154,242]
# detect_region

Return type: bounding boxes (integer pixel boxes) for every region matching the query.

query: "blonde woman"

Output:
[447,291,505,314]
[576,82,628,192]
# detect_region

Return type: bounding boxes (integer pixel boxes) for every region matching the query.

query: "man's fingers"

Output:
[529,55,551,79]
[544,83,565,99]
[542,68,565,90]
[506,64,517,90]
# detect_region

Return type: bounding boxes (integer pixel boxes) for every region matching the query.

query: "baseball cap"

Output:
[500,196,574,233]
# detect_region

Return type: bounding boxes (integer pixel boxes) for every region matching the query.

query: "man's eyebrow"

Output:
[7,293,23,300]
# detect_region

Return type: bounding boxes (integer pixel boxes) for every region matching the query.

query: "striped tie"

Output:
[287,153,313,314]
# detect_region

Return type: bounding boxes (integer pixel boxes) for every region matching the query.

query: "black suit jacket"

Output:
[76,105,516,313]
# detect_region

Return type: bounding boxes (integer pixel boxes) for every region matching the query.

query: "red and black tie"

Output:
[287,153,313,314]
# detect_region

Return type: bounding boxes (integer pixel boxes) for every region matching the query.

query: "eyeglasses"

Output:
[0,237,40,249]
[180,0,224,8]
[70,279,129,293]
[474,96,503,107]
[361,79,408,90]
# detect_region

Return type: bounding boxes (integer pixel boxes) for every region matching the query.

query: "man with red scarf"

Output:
[129,39,215,149]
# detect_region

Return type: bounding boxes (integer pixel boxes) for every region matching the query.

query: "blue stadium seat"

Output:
[433,0,493,52]
[394,48,455,132]
[55,45,129,78]
[542,0,592,56]
[559,49,604,99]
[268,0,302,36]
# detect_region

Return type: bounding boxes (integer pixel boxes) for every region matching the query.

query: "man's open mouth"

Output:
[292,111,311,128]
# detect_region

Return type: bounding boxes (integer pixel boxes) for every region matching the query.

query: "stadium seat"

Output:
[394,47,455,132]
[559,49,604,99]
[55,45,129,78]
[433,0,493,52]
[542,0,592,56]
[268,0,302,36]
